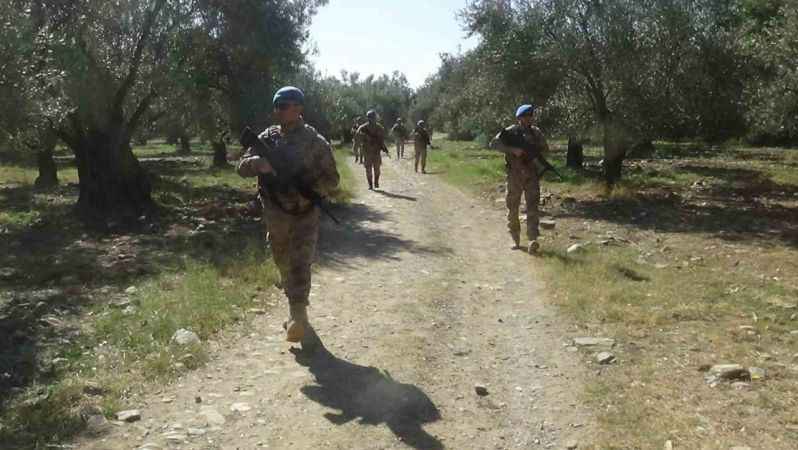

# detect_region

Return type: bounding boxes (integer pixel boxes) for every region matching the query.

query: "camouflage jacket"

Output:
[390,123,408,139]
[237,119,340,213]
[413,126,431,147]
[490,124,549,172]
[356,122,386,154]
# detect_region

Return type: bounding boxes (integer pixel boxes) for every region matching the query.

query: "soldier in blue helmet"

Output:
[237,86,340,349]
[489,104,550,254]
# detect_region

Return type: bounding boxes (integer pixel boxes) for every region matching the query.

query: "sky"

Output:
[307,0,479,88]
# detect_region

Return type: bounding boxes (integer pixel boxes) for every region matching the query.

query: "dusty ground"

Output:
[79,155,594,450]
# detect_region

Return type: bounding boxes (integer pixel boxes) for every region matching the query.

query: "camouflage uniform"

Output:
[413,125,431,173]
[390,122,408,159]
[237,119,340,309]
[490,124,549,246]
[356,121,386,189]
[351,121,363,164]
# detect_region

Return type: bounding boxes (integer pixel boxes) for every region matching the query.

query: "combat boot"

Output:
[284,304,309,343]
[528,239,540,254]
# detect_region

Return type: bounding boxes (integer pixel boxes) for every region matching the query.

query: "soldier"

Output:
[356,110,387,190]
[390,118,408,159]
[413,120,432,174]
[351,116,364,164]
[490,104,549,254]
[237,86,340,348]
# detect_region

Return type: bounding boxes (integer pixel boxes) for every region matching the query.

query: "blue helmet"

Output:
[515,104,535,118]
[273,86,304,106]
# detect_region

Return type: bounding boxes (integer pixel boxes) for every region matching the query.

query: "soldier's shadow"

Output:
[293,344,443,450]
[373,189,417,202]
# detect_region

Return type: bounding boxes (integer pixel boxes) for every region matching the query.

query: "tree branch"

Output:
[127,89,159,133]
[113,0,167,112]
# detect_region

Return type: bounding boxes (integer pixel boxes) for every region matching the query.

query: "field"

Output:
[426,137,798,449]
[0,141,354,447]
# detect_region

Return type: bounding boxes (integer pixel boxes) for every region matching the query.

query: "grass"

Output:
[0,143,284,448]
[332,143,356,203]
[0,139,357,448]
[427,138,798,449]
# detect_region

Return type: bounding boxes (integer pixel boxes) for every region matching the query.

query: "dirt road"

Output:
[82,156,593,449]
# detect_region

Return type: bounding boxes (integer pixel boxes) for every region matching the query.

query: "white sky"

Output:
[307,0,479,87]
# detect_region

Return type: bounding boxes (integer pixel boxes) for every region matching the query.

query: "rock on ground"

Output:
[171,329,200,346]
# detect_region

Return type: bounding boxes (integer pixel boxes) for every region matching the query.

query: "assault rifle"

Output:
[360,126,391,158]
[240,126,340,224]
[498,128,563,180]
[415,126,435,149]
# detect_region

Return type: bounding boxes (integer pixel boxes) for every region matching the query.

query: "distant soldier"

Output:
[390,118,408,159]
[237,86,340,348]
[351,116,364,164]
[356,110,387,190]
[489,104,549,254]
[413,120,432,174]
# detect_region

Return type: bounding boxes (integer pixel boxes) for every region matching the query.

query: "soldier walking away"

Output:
[490,104,549,254]
[390,118,408,159]
[351,116,364,164]
[356,110,387,190]
[413,120,432,174]
[237,86,340,350]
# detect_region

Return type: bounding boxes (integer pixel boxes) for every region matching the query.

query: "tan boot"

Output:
[284,304,309,343]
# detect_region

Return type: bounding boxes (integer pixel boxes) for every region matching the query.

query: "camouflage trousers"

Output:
[363,149,382,186]
[414,143,427,173]
[506,166,540,241]
[353,140,362,163]
[395,138,405,159]
[264,204,320,306]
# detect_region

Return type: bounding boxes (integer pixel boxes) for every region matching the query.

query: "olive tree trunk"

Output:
[212,139,228,167]
[602,120,629,185]
[34,130,59,189]
[69,123,153,221]
[566,136,584,169]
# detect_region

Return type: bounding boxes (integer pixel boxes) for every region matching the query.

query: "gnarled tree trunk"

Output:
[566,136,584,169]
[212,139,228,167]
[177,134,191,154]
[34,129,59,189]
[602,119,629,185]
[70,123,153,222]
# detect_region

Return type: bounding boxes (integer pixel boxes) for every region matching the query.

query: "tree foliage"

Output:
[416,0,787,182]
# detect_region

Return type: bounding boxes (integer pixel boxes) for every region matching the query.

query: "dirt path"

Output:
[81,156,593,450]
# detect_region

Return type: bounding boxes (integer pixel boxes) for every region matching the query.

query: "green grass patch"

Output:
[0,165,79,185]
[0,235,280,447]
[93,241,278,380]
[426,139,601,196]
[332,144,356,203]
[0,140,285,448]
[429,137,798,449]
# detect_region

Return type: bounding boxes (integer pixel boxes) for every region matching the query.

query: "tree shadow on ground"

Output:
[293,343,443,450]
[0,172,258,415]
[319,202,452,270]
[557,163,798,248]
[0,160,449,420]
